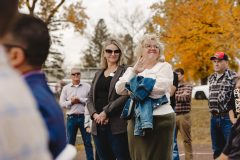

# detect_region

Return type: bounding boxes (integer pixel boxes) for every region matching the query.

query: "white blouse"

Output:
[115,62,174,116]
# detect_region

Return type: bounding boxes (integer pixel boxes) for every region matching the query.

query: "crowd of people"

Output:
[1,0,240,160]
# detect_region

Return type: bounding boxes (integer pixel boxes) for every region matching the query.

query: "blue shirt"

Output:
[24,71,67,158]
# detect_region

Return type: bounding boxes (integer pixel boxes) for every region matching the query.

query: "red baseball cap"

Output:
[210,52,228,61]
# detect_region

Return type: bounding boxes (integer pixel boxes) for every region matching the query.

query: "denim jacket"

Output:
[121,76,168,136]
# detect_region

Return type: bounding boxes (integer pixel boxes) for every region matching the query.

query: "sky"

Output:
[61,0,159,68]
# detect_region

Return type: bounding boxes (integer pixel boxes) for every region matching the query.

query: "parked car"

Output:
[191,85,209,100]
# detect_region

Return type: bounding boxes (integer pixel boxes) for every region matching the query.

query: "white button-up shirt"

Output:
[60,82,91,115]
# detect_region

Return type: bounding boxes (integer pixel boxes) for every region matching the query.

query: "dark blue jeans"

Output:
[67,114,94,160]
[210,114,232,159]
[93,125,130,160]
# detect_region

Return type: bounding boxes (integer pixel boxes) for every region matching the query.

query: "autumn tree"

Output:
[82,19,110,68]
[150,0,240,84]
[18,0,88,80]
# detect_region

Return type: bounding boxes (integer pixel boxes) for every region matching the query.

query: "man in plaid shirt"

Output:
[208,52,236,159]
[175,68,193,160]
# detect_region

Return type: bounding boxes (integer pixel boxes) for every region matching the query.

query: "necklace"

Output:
[104,67,118,77]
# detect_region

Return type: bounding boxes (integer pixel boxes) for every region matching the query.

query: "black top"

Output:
[87,65,129,135]
[95,72,113,113]
[170,72,178,109]
[223,117,240,159]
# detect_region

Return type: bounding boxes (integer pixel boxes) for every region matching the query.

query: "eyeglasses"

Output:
[144,44,159,49]
[105,49,121,54]
[71,73,80,76]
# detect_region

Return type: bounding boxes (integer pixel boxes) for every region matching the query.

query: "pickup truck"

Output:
[191,85,209,100]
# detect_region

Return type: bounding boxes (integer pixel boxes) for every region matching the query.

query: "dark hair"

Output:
[175,68,184,75]
[9,14,50,67]
[0,0,18,37]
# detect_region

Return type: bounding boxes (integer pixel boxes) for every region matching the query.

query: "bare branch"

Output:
[46,0,65,24]
[26,0,38,15]
[31,0,38,14]
[26,0,32,13]
[109,4,148,39]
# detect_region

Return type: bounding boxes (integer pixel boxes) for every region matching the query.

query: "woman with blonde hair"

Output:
[116,34,175,160]
[87,38,130,160]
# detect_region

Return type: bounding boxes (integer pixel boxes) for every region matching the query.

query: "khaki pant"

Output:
[128,113,175,160]
[176,113,193,160]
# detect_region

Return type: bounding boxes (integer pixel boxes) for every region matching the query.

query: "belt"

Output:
[67,114,84,117]
[176,112,190,116]
[211,111,229,117]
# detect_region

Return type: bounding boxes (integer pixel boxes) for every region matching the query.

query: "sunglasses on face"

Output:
[105,49,121,54]
[71,73,80,76]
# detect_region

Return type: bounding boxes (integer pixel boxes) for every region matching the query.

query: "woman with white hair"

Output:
[116,34,175,160]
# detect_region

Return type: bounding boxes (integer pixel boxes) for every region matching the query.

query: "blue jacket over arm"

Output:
[121,76,168,136]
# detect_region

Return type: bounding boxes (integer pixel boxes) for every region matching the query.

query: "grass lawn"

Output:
[177,100,211,144]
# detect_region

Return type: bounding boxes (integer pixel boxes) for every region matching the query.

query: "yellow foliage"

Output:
[150,0,239,83]
[64,2,89,34]
[18,0,88,34]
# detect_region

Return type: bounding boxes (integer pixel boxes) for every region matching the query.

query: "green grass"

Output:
[177,100,211,144]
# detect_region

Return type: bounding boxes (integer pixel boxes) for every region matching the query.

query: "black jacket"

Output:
[87,65,129,135]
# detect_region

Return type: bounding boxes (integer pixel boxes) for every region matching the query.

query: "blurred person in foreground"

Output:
[2,13,67,158]
[115,34,175,160]
[208,52,237,159]
[0,0,51,159]
[87,39,130,160]
[60,68,94,160]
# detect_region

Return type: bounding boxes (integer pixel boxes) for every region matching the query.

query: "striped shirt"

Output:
[175,83,193,113]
